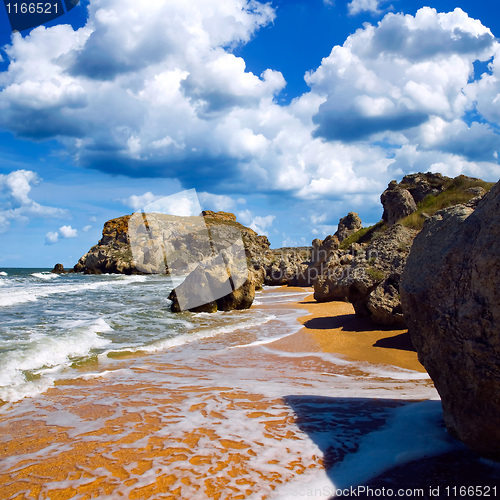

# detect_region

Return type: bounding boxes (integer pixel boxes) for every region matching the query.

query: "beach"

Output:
[0,279,496,499]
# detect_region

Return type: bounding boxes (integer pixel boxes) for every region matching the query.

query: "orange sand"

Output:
[0,286,429,500]
[268,287,425,373]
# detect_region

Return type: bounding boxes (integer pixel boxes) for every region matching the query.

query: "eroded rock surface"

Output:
[401,180,500,459]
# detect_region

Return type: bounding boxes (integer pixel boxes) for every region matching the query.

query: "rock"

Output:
[262,247,312,286]
[51,263,66,274]
[335,212,362,242]
[400,180,500,459]
[400,172,449,203]
[168,248,255,313]
[74,211,271,276]
[381,182,417,225]
[313,224,417,326]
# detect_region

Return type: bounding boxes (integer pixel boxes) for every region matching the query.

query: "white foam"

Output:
[31,272,59,280]
[0,280,118,308]
[0,271,7,276]
[0,318,112,402]
[102,313,276,357]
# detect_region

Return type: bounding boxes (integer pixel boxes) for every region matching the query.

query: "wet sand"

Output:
[0,287,442,499]
[268,288,425,373]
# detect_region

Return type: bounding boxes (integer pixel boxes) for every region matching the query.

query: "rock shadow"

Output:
[283,395,499,499]
[373,331,416,352]
[303,314,396,332]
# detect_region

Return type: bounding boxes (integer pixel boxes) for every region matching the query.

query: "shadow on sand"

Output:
[283,395,500,499]
[302,313,397,333]
[373,331,416,352]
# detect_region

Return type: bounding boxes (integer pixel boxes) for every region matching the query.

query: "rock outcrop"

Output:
[312,173,492,326]
[381,182,417,225]
[74,211,271,279]
[313,224,417,326]
[400,180,500,459]
[51,263,66,274]
[262,247,312,286]
[336,212,362,242]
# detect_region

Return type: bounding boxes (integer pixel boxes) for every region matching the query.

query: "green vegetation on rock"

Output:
[400,176,495,230]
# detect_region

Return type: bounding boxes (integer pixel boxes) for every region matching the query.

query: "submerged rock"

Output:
[401,180,500,460]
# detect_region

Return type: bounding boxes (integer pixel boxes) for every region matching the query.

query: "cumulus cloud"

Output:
[238,209,275,235]
[198,192,243,212]
[348,0,382,16]
[0,170,66,232]
[308,8,496,142]
[45,231,59,245]
[0,4,499,209]
[45,225,78,245]
[59,225,78,238]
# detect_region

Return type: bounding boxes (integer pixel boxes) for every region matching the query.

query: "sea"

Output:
[0,269,497,499]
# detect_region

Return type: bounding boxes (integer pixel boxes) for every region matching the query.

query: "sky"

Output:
[0,0,499,267]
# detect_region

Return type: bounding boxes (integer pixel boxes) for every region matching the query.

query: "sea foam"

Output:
[0,318,112,402]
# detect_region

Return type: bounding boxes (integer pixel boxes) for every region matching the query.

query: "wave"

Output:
[31,272,59,280]
[0,271,7,276]
[102,313,276,357]
[0,318,112,403]
[0,275,153,308]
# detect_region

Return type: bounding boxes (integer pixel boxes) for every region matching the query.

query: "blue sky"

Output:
[0,0,499,267]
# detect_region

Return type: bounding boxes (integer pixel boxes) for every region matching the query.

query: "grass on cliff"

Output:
[339,221,387,250]
[399,176,495,230]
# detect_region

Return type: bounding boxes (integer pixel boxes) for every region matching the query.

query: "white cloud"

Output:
[198,192,242,212]
[45,231,59,245]
[123,192,162,211]
[307,8,496,143]
[348,0,381,16]
[238,209,275,235]
[59,225,78,238]
[82,225,92,232]
[45,225,78,244]
[0,170,66,232]
[0,4,499,211]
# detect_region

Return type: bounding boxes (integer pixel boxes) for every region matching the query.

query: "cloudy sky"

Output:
[0,0,499,267]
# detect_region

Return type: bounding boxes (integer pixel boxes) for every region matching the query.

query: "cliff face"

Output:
[401,180,500,459]
[311,173,493,326]
[74,211,271,276]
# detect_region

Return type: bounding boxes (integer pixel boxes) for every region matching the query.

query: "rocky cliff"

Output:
[74,211,271,278]
[311,173,493,326]
[400,180,500,459]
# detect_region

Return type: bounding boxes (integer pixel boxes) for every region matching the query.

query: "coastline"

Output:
[1,285,492,499]
[265,287,425,373]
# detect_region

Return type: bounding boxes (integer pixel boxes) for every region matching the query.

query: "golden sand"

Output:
[0,287,431,499]
[267,287,425,373]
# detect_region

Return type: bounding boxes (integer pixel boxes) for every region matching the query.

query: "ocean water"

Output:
[2,268,493,499]
[0,268,287,403]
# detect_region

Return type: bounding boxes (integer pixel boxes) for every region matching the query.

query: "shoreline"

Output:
[263,286,425,373]
[1,285,480,500]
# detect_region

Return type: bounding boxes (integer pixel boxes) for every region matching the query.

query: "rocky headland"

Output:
[310,173,493,326]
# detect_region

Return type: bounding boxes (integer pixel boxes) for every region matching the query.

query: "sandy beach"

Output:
[0,286,496,499]
[269,287,424,373]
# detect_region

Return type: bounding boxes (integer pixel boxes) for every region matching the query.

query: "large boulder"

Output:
[401,180,500,459]
[168,250,256,313]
